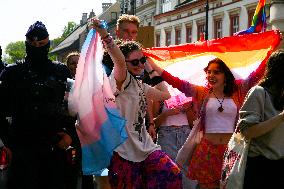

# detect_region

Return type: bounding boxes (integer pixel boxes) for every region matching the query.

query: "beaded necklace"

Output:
[212,91,225,112]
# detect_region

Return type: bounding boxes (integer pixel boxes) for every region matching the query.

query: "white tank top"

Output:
[160,104,189,126]
[205,98,237,133]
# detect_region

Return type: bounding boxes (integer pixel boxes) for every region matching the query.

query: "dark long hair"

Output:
[259,49,284,110]
[204,58,237,96]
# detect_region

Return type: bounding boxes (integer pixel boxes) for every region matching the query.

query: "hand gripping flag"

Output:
[144,30,281,102]
[68,28,127,175]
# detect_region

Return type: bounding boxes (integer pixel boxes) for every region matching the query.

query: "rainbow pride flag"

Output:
[68,29,127,175]
[235,0,266,35]
[144,30,281,97]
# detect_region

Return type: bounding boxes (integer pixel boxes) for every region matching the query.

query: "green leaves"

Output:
[5,41,25,64]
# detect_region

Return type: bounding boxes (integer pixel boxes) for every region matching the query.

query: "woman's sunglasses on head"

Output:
[126,56,147,66]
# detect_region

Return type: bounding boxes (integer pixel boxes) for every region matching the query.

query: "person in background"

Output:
[0,21,81,189]
[91,18,182,188]
[103,14,140,74]
[65,51,97,189]
[116,14,139,41]
[66,52,79,79]
[238,49,284,188]
[147,57,265,189]
[153,95,199,189]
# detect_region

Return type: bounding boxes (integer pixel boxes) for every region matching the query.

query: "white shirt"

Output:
[110,71,160,162]
[160,104,189,126]
[205,98,237,133]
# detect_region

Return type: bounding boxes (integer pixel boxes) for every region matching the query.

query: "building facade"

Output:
[270,0,284,47]
[136,0,157,27]
[51,0,283,60]
[154,0,264,47]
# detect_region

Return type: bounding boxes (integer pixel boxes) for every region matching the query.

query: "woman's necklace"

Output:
[212,91,225,112]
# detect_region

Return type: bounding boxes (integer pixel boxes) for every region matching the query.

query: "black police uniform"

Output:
[0,21,81,189]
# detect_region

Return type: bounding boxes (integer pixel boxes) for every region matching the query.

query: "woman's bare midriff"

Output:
[204,133,233,145]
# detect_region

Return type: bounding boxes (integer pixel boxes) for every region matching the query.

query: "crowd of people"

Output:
[0,13,283,189]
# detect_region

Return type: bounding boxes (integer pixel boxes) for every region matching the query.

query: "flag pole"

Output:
[205,0,209,40]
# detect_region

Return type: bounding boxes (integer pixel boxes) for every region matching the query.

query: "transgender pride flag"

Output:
[68,29,127,175]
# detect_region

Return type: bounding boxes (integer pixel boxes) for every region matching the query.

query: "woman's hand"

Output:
[145,57,164,75]
[165,106,182,116]
[89,18,109,39]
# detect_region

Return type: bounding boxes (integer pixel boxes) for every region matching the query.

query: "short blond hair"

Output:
[117,14,140,29]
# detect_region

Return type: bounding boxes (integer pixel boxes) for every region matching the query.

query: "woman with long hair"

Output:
[148,57,264,188]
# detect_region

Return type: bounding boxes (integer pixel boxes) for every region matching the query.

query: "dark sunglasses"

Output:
[126,56,147,66]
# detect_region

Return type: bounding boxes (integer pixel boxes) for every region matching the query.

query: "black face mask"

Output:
[25,41,50,65]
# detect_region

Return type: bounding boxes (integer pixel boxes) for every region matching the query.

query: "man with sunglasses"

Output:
[0,21,81,189]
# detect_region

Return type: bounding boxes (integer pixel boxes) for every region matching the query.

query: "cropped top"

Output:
[205,98,237,133]
[160,104,189,126]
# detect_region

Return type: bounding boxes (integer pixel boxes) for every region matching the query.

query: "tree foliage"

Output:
[61,22,78,38]
[49,37,64,61]
[5,41,25,64]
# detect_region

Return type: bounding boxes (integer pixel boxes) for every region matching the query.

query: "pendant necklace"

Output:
[212,91,225,112]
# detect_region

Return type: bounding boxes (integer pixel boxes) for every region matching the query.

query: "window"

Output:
[197,23,205,40]
[162,0,172,13]
[175,29,181,45]
[214,19,222,38]
[230,15,239,35]
[159,0,163,13]
[215,1,222,7]
[111,12,117,21]
[186,26,192,43]
[156,34,160,47]
[165,31,171,46]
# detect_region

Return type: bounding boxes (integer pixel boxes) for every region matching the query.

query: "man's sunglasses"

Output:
[126,56,147,66]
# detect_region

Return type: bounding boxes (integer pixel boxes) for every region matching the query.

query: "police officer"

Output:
[0,21,81,189]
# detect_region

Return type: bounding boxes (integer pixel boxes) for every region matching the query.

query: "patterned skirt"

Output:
[109,150,182,189]
[188,138,227,189]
